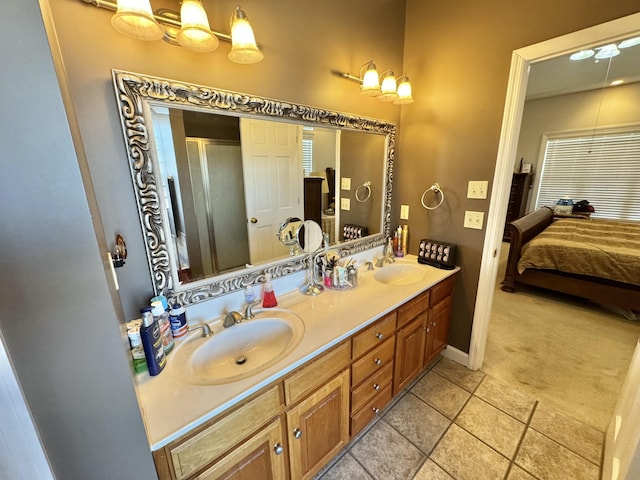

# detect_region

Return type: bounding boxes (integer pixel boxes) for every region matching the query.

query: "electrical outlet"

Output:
[467,181,489,199]
[341,177,351,190]
[341,198,351,211]
[400,204,410,220]
[464,211,485,229]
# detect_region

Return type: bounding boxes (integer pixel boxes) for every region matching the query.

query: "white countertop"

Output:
[134,256,460,450]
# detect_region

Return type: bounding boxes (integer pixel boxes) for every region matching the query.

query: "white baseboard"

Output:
[442,345,470,368]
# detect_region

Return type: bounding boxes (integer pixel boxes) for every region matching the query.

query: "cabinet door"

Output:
[425,296,453,365]
[286,369,350,480]
[393,314,426,394]
[195,418,287,480]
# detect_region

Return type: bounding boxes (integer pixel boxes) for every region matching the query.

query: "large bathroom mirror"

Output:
[112,70,395,306]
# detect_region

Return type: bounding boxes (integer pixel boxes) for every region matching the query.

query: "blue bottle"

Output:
[139,307,166,376]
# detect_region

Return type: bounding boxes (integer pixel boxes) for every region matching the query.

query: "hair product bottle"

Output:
[139,307,166,376]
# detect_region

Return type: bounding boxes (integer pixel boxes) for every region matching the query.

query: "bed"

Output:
[501,206,640,311]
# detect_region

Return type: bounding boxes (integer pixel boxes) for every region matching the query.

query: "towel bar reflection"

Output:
[355,181,372,202]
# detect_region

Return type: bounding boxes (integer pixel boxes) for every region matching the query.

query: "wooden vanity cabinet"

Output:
[284,342,350,480]
[153,384,284,480]
[424,274,456,366]
[349,311,397,436]
[393,290,430,394]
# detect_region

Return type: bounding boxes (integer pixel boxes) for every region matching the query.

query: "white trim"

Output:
[441,345,469,367]
[468,12,640,371]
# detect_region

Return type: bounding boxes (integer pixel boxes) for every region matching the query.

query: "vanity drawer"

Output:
[350,383,393,436]
[397,290,430,328]
[284,340,350,405]
[352,311,397,359]
[168,384,282,480]
[430,274,457,306]
[351,362,393,413]
[351,337,395,387]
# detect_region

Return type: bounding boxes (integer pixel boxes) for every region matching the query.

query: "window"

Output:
[535,128,640,221]
[302,138,313,176]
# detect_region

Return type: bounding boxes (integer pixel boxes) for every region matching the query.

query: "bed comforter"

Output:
[517,217,640,286]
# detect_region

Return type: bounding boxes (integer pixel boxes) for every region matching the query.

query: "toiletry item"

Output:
[347,264,358,287]
[139,307,166,376]
[168,303,188,339]
[402,225,409,254]
[395,226,404,257]
[262,273,278,308]
[324,268,333,288]
[131,346,148,374]
[126,319,142,349]
[244,284,256,303]
[150,295,169,311]
[151,301,174,354]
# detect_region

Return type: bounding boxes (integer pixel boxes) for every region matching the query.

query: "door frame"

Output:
[468,12,640,370]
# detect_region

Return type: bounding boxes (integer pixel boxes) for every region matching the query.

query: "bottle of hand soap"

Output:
[262,273,278,308]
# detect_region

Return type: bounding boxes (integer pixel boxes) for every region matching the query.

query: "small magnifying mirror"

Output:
[297,220,324,295]
[277,217,303,255]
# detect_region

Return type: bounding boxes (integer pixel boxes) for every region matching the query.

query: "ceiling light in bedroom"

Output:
[570,49,595,61]
[594,44,620,59]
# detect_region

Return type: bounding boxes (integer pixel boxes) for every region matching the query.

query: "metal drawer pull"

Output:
[293,428,302,439]
[373,383,381,391]
[375,332,384,340]
[374,358,382,365]
[372,407,380,414]
[274,443,284,455]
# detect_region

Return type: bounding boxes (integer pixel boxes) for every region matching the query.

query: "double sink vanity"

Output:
[140,258,459,480]
[110,70,459,479]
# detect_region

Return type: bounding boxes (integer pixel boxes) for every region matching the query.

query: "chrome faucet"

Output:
[223,311,243,328]
[188,322,213,338]
[243,299,262,320]
[375,239,396,267]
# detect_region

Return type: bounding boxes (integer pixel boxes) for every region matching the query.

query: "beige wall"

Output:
[518,83,640,211]
[400,0,640,351]
[46,0,406,318]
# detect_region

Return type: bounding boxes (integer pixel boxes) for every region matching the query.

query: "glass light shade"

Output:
[177,0,219,53]
[595,44,620,59]
[379,71,398,102]
[393,76,414,105]
[569,49,594,61]
[228,6,264,64]
[111,0,164,41]
[361,63,381,97]
[618,37,640,49]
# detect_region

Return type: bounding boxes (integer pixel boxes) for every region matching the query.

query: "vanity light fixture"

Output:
[334,61,414,106]
[569,37,640,62]
[81,0,263,63]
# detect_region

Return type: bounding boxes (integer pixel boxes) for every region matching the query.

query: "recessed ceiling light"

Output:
[595,44,620,59]
[618,37,640,49]
[610,79,624,86]
[570,49,595,61]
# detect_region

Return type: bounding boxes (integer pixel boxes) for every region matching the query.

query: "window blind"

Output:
[302,138,313,176]
[535,130,640,221]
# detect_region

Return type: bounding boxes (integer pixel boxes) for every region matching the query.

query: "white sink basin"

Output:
[374,263,427,286]
[173,310,305,385]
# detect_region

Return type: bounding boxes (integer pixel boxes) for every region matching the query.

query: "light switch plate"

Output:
[464,211,484,229]
[341,198,351,211]
[341,177,351,190]
[467,181,488,199]
[400,204,409,220]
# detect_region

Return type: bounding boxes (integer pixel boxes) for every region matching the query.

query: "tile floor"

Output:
[315,357,604,480]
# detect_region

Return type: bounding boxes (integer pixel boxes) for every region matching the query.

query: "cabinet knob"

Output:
[372,407,380,414]
[374,358,382,366]
[373,383,381,391]
[293,428,303,439]
[274,443,284,455]
[375,332,384,340]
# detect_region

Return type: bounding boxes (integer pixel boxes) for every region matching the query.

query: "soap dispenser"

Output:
[262,273,278,308]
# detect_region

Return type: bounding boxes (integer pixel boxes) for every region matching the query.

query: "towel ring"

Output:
[421,183,445,210]
[355,181,372,203]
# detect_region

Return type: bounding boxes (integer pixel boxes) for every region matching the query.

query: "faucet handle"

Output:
[244,299,262,320]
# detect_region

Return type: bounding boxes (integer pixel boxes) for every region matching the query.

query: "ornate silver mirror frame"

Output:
[111,70,395,306]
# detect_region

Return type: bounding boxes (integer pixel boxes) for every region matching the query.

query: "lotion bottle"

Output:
[262,273,278,308]
[139,307,166,376]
